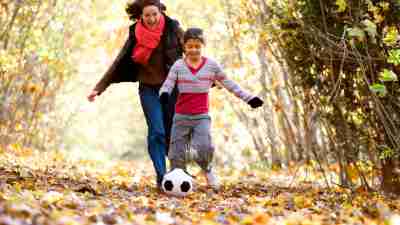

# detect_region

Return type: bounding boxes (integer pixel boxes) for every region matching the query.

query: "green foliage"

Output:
[379,145,395,159]
[370,83,387,96]
[379,69,398,82]
[266,0,400,190]
[388,49,400,66]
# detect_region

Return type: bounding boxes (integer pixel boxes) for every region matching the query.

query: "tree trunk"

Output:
[381,159,400,194]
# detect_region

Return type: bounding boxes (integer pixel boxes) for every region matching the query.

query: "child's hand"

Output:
[248,97,264,108]
[211,82,223,89]
[160,92,169,105]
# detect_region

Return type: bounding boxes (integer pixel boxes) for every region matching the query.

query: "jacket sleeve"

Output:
[93,25,137,96]
[163,18,184,72]
[175,23,184,57]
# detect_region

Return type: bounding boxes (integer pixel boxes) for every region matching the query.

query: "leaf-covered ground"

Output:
[0,151,399,225]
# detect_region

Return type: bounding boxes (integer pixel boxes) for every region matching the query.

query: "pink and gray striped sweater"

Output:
[160,57,254,115]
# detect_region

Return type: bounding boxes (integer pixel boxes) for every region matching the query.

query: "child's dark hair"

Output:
[184,28,205,44]
[126,0,166,21]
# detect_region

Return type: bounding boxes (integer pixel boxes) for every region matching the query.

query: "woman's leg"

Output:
[139,84,167,187]
[162,87,178,155]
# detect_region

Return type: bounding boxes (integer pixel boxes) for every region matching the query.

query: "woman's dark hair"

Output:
[126,0,167,21]
[183,28,205,44]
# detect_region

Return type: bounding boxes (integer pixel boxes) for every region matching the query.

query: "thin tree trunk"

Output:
[0,0,22,49]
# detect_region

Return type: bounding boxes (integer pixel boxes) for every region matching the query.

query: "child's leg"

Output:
[191,118,220,190]
[169,120,192,171]
[191,118,214,172]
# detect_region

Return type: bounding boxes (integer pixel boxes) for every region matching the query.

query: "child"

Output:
[159,28,263,190]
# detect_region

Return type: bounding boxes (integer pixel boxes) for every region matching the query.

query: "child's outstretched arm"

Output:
[213,61,264,108]
[159,62,179,104]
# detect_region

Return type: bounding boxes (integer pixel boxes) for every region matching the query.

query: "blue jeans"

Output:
[138,83,177,186]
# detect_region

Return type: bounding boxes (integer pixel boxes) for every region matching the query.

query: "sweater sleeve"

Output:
[160,61,179,95]
[212,60,254,102]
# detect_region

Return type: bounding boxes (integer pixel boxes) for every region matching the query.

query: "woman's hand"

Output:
[87,90,99,102]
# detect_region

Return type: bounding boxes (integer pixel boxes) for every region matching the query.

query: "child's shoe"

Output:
[205,170,220,190]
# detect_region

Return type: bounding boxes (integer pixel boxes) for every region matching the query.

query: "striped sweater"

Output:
[160,57,254,115]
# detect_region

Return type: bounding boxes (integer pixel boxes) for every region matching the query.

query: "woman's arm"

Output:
[175,24,184,57]
[92,25,137,96]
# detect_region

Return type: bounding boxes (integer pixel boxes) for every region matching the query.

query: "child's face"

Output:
[184,39,203,60]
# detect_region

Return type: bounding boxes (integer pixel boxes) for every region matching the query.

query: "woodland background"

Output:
[1,0,400,224]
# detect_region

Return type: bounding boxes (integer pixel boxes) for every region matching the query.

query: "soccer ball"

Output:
[162,168,194,197]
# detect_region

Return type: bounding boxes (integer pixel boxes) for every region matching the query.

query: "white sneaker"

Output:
[205,170,220,190]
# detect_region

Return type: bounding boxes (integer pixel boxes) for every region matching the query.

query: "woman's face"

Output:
[142,5,161,28]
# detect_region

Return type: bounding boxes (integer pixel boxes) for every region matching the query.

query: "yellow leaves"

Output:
[379,2,390,11]
[203,211,218,220]
[372,14,385,24]
[41,191,64,204]
[113,164,131,177]
[293,195,313,209]
[199,221,220,225]
[9,143,22,153]
[8,143,32,157]
[263,195,286,207]
[345,164,359,182]
[383,26,399,46]
[14,123,23,132]
[1,152,400,225]
[367,1,387,23]
[241,213,270,225]
[4,203,36,220]
[59,193,83,210]
[21,83,43,95]
[0,49,20,72]
[335,0,347,13]
[252,213,271,224]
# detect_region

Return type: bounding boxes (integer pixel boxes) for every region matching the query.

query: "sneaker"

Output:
[205,170,220,190]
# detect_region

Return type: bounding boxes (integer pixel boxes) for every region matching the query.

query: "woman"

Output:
[87,0,183,189]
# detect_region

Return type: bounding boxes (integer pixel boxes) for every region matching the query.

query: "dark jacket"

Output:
[94,15,183,95]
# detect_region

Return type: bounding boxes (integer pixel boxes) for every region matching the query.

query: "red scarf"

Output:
[132,15,165,65]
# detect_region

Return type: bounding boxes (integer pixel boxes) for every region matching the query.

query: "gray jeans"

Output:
[169,116,214,172]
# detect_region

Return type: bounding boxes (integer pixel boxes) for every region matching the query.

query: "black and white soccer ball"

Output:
[162,168,194,197]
